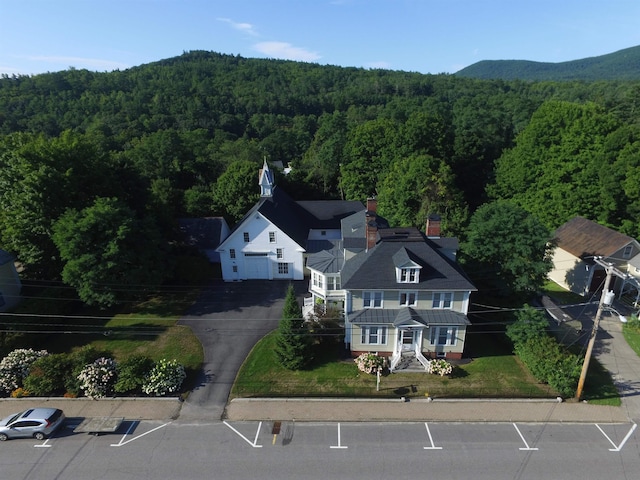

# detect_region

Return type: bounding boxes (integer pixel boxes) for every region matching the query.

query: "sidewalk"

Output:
[224,397,629,423]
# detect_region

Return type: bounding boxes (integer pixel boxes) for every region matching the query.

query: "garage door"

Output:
[245,254,269,279]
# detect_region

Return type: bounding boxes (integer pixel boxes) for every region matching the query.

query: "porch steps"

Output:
[393,352,427,372]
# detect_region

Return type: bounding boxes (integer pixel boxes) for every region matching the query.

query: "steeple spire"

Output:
[259,157,274,197]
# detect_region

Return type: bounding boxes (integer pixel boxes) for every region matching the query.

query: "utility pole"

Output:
[575,259,615,401]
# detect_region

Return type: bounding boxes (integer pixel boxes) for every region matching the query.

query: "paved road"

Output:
[177,280,306,421]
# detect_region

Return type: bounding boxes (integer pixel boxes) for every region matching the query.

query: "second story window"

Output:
[433,292,453,309]
[269,232,276,243]
[327,276,341,290]
[399,291,417,306]
[243,232,250,243]
[230,249,236,259]
[276,248,283,259]
[363,291,383,308]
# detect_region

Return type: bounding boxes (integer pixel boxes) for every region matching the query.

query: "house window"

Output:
[400,268,419,283]
[276,248,283,259]
[399,291,417,306]
[363,291,383,308]
[269,232,276,243]
[278,263,289,275]
[321,230,327,236]
[433,292,453,309]
[229,249,236,259]
[361,326,387,345]
[312,272,324,289]
[430,326,458,346]
[243,232,250,243]
[327,276,341,290]
[623,244,633,259]
[232,266,238,273]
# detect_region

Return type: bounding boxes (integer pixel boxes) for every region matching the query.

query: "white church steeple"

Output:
[259,157,274,197]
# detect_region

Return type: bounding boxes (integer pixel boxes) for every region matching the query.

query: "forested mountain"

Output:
[1,50,640,303]
[455,45,640,81]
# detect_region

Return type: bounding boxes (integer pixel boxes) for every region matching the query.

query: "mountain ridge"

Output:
[455,45,640,81]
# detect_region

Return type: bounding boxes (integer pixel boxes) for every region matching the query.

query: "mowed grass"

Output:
[231,332,556,399]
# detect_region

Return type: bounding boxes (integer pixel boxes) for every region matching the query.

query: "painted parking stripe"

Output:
[595,423,637,452]
[223,421,263,448]
[513,423,538,451]
[34,438,52,448]
[330,423,348,449]
[423,423,442,450]
[110,422,170,447]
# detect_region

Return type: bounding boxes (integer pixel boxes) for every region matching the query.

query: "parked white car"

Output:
[0,408,65,441]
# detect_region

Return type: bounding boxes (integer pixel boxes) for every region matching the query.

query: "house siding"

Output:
[218,214,304,281]
[349,289,468,311]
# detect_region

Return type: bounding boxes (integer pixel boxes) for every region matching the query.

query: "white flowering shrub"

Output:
[77,357,117,399]
[354,353,384,374]
[426,359,453,376]
[0,348,48,394]
[142,359,186,396]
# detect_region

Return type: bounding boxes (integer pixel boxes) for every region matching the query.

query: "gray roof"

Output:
[178,217,226,250]
[227,186,364,249]
[306,241,344,274]
[341,229,476,292]
[349,308,471,326]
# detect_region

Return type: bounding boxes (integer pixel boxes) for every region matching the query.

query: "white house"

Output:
[216,160,363,281]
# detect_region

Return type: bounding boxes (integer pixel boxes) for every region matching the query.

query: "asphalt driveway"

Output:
[177,279,307,421]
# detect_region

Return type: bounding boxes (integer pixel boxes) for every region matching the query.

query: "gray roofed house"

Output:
[178,217,230,263]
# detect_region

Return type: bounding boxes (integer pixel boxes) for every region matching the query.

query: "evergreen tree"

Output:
[275,284,313,370]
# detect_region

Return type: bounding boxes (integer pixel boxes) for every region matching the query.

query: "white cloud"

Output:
[217,17,259,36]
[253,42,321,62]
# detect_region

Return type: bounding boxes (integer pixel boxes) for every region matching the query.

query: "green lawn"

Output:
[2,287,204,386]
[232,332,556,399]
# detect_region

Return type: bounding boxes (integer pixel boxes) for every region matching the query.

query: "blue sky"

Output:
[2,0,640,76]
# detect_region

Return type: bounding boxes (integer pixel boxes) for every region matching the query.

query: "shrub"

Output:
[11,387,30,398]
[275,284,313,370]
[0,348,48,394]
[23,353,73,396]
[66,346,112,396]
[77,357,118,399]
[115,355,154,394]
[142,359,186,396]
[427,359,453,376]
[354,353,384,374]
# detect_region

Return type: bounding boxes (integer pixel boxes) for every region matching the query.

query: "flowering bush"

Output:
[354,353,384,374]
[426,359,453,376]
[11,387,30,398]
[77,357,117,399]
[0,348,48,394]
[142,359,186,396]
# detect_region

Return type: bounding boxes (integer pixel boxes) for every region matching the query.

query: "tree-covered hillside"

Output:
[1,51,640,303]
[455,45,640,81]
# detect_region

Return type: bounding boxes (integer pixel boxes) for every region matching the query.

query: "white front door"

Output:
[400,329,415,351]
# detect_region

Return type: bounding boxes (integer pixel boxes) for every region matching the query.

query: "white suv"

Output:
[0,408,65,441]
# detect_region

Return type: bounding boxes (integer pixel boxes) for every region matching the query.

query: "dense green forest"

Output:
[456,44,640,81]
[1,51,640,304]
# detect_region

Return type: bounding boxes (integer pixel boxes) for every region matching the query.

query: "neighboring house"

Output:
[549,216,640,299]
[0,249,22,312]
[178,217,230,263]
[216,160,362,281]
[340,216,476,371]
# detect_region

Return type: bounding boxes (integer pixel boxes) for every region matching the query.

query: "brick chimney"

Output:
[365,197,378,250]
[426,214,441,238]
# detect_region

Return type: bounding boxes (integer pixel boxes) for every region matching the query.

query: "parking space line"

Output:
[513,423,538,451]
[222,421,263,448]
[423,423,442,450]
[34,439,52,448]
[330,423,348,449]
[595,423,637,452]
[110,422,170,447]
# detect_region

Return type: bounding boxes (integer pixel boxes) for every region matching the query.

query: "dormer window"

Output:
[399,267,419,283]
